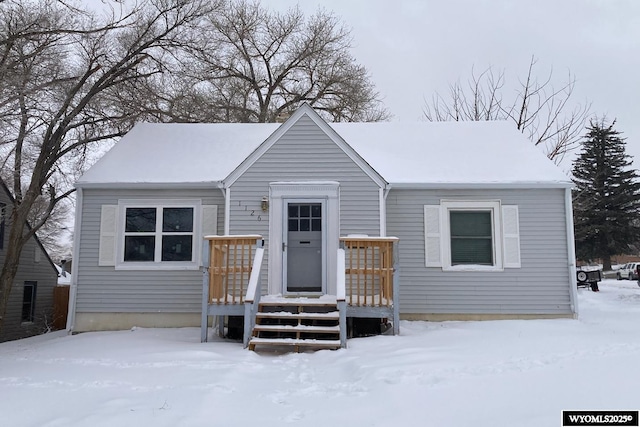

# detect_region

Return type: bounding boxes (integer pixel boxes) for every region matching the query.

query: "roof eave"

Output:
[388,181,573,190]
[75,181,223,190]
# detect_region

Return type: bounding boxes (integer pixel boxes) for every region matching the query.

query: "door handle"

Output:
[282,242,286,252]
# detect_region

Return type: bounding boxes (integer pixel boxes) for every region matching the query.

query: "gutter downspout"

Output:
[565,187,578,317]
[379,184,391,237]
[66,187,83,333]
[218,183,230,235]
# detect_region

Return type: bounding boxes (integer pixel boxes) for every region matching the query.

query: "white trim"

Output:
[66,187,83,333]
[223,104,387,189]
[268,182,340,295]
[441,200,504,272]
[76,180,572,191]
[115,199,202,270]
[565,188,579,316]
[391,182,572,190]
[75,182,221,190]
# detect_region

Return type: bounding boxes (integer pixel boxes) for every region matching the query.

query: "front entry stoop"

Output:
[248,297,342,352]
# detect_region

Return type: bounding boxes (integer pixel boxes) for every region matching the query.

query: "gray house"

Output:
[68,104,577,349]
[0,179,59,342]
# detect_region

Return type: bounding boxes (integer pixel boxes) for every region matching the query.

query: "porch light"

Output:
[261,196,269,212]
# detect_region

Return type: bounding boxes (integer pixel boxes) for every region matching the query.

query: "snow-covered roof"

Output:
[77,116,570,188]
[77,123,280,186]
[54,265,71,285]
[332,121,570,186]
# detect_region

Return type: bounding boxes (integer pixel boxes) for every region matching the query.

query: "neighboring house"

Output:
[0,179,59,343]
[55,260,72,286]
[68,104,577,346]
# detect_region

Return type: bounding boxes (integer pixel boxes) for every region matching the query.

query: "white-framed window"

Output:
[424,200,521,271]
[98,200,218,270]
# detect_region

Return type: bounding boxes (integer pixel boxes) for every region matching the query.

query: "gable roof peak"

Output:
[222,103,388,188]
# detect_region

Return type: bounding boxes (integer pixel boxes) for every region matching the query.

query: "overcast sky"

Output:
[268,0,640,168]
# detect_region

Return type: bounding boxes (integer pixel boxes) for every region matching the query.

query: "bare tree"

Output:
[423,57,591,163]
[0,0,214,330]
[119,0,390,123]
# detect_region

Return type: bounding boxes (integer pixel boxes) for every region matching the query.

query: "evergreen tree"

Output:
[572,119,640,270]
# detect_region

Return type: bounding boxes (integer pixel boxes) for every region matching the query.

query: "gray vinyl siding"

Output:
[230,115,382,289]
[230,115,381,236]
[75,188,224,313]
[0,188,58,342]
[387,188,573,315]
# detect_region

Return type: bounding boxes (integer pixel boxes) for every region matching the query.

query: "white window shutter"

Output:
[202,205,218,237]
[502,205,521,268]
[98,205,117,266]
[424,205,442,267]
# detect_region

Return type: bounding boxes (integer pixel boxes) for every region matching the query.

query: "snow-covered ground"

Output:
[2,279,639,427]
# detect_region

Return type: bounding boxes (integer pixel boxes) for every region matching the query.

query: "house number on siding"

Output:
[238,201,262,221]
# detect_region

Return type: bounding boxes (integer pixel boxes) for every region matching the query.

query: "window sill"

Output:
[115,262,200,271]
[442,265,504,272]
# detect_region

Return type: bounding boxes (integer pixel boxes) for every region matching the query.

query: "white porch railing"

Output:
[337,247,347,348]
[243,245,265,348]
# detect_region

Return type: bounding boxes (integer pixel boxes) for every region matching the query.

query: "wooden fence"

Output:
[52,285,69,330]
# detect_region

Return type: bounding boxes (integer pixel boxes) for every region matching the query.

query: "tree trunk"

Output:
[602,256,612,272]
[0,205,30,331]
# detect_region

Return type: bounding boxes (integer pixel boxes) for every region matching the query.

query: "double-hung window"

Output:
[424,200,521,271]
[115,200,202,269]
[124,207,194,262]
[449,210,494,266]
